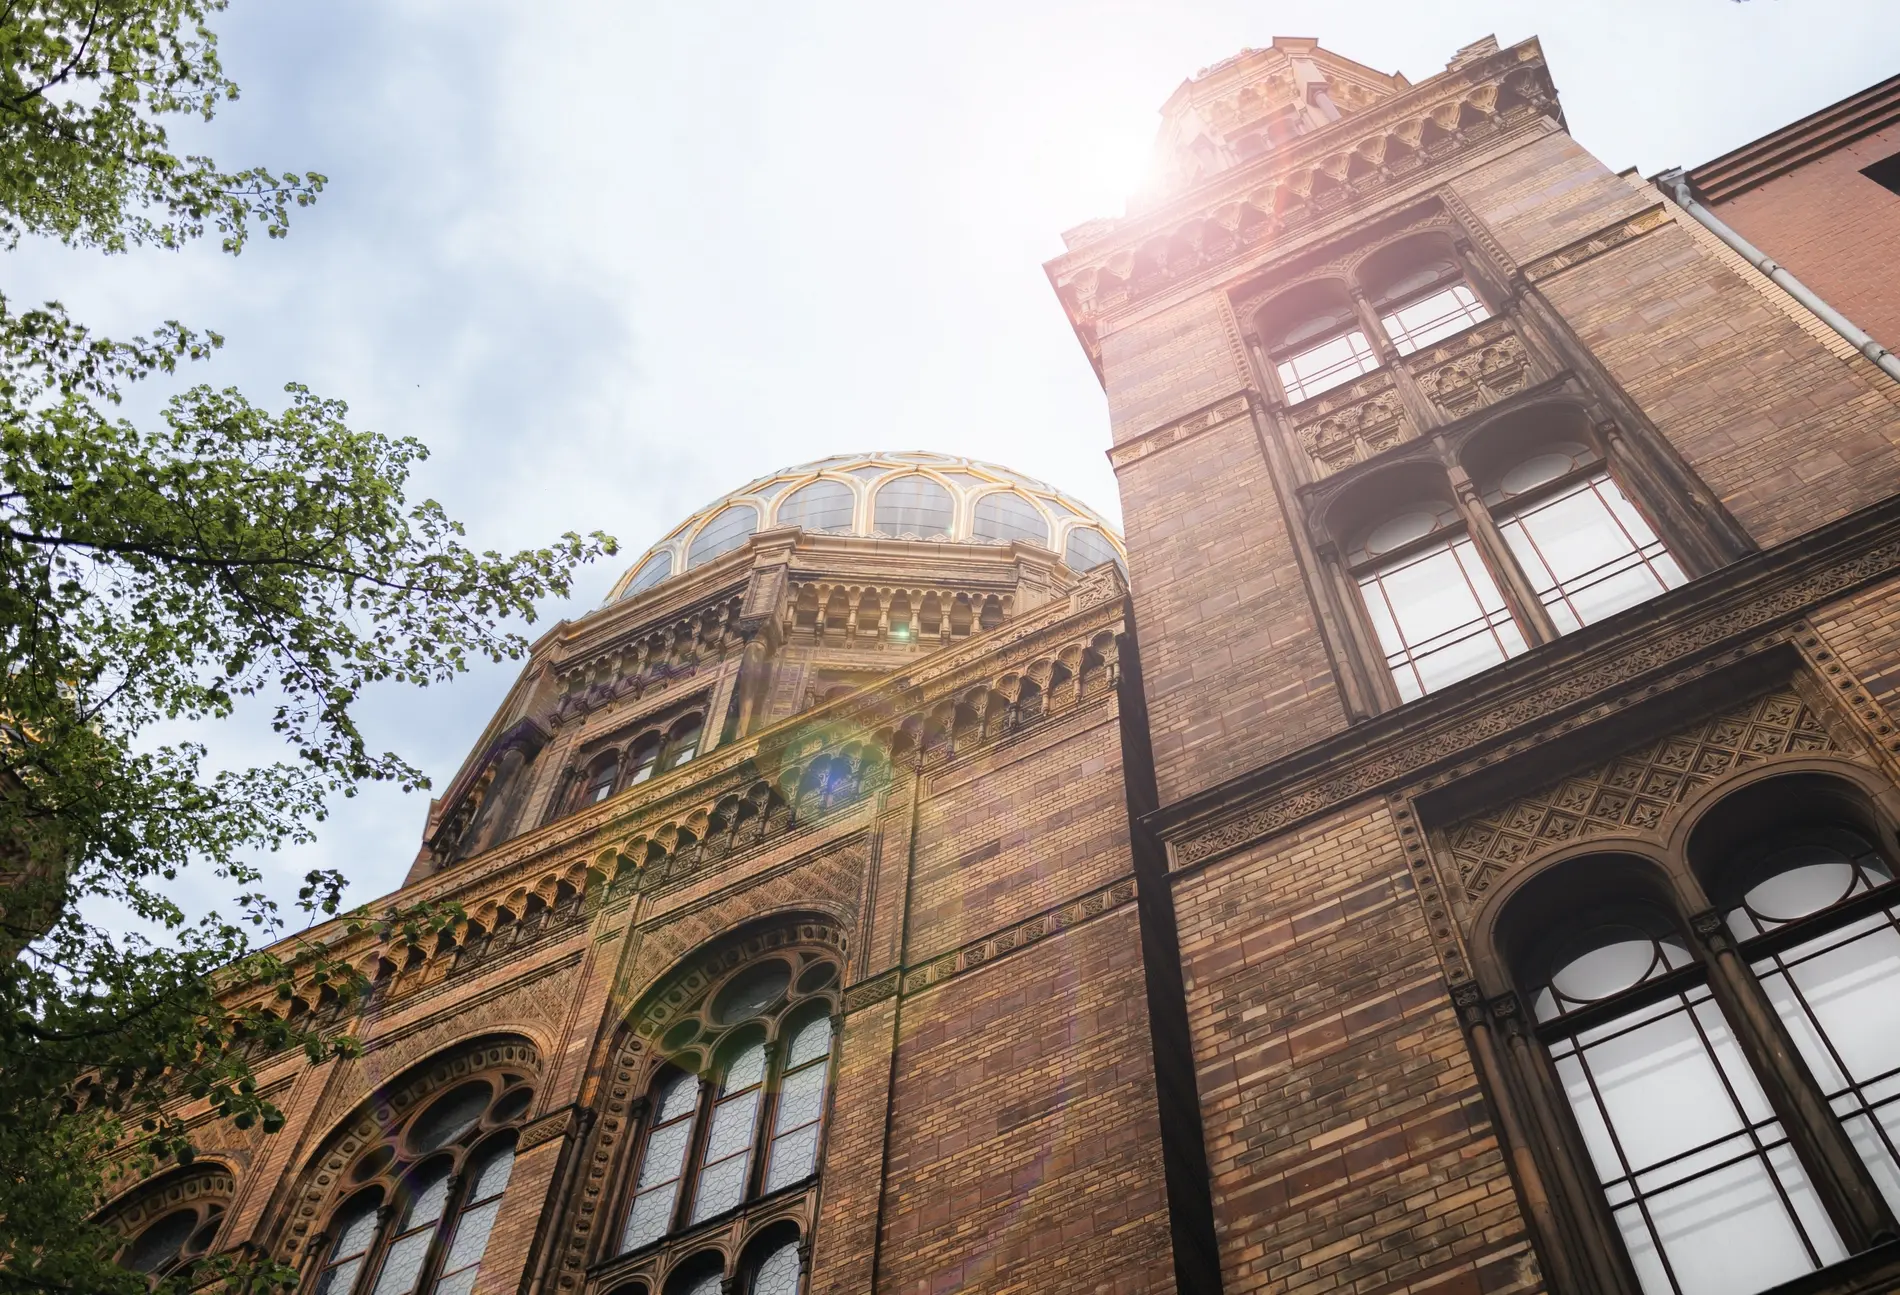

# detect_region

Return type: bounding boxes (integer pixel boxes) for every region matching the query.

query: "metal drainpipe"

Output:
[1656,167,1900,384]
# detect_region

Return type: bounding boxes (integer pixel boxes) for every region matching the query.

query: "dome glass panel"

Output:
[972,491,1051,547]
[873,476,953,539]
[777,480,855,534]
[1064,527,1121,573]
[686,505,759,568]
[623,552,673,598]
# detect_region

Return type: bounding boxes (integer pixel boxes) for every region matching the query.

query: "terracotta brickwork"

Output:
[90,33,1900,1295]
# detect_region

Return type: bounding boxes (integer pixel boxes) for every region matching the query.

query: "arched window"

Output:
[306,1064,534,1295]
[748,1236,803,1295]
[1527,907,1845,1294]
[622,552,674,599]
[1486,442,1684,632]
[583,754,619,806]
[970,491,1050,548]
[871,475,953,539]
[101,1164,233,1287]
[625,733,663,787]
[687,506,759,569]
[1720,829,1900,1210]
[1259,281,1376,404]
[1364,248,1490,355]
[1062,526,1123,575]
[658,716,703,773]
[618,950,839,1255]
[1347,498,1524,701]
[776,480,855,534]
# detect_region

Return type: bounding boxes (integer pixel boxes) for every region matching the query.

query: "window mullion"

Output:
[675,1077,718,1235]
[1447,466,1561,647]
[1688,910,1898,1249]
[747,1041,783,1202]
[1348,285,1441,432]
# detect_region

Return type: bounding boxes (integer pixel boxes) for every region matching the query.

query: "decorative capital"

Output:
[1689,909,1734,953]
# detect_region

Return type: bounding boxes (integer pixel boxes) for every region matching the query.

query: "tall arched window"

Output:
[1486,442,1684,633]
[1348,498,1525,701]
[1260,281,1376,403]
[618,950,839,1256]
[305,1063,534,1295]
[1528,907,1844,1295]
[1363,247,1490,355]
[1488,775,1900,1295]
[658,716,703,773]
[625,732,663,786]
[583,754,620,806]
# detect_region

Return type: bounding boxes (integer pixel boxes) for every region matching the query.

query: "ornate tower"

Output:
[1050,31,1900,1295]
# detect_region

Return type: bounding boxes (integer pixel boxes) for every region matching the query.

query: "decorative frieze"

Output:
[1288,369,1412,477]
[1519,204,1671,284]
[1107,392,1253,471]
[1408,318,1534,420]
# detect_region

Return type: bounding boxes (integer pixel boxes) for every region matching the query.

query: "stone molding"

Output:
[897,876,1139,999]
[1161,497,1900,872]
[1518,204,1670,284]
[1108,392,1254,471]
[517,1104,579,1154]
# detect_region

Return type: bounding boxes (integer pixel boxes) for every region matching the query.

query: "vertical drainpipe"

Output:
[1655,168,1900,384]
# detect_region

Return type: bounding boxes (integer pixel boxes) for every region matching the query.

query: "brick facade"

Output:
[94,35,1900,1295]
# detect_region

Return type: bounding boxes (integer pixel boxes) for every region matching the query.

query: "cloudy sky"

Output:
[20,0,1896,938]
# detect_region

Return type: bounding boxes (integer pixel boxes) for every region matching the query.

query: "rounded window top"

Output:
[686,505,759,569]
[408,1080,491,1154]
[777,480,855,534]
[1351,500,1459,564]
[1365,253,1460,309]
[123,1210,198,1274]
[624,552,673,598]
[1485,442,1596,505]
[1727,835,1893,940]
[750,1237,803,1294]
[872,475,954,539]
[1533,921,1692,1023]
[971,491,1051,547]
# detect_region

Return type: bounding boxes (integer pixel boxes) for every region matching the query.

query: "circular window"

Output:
[711,961,790,1024]
[490,1085,534,1125]
[1742,843,1880,925]
[662,1018,702,1051]
[1496,443,1592,499]
[408,1080,492,1154]
[795,961,838,995]
[1358,502,1456,561]
[123,1210,198,1274]
[352,1144,395,1182]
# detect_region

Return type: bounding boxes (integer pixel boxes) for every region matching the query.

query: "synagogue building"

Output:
[95,35,1900,1295]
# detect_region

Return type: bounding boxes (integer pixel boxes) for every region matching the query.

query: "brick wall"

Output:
[1707,121,1900,354]
[1172,803,1540,1295]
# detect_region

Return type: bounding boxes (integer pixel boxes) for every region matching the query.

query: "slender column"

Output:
[1317,538,1404,713]
[1446,459,1562,647]
[1350,285,1441,432]
[1495,993,1640,1294]
[1690,910,1897,1247]
[1455,983,1589,1292]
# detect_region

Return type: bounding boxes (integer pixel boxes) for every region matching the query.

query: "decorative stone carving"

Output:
[1443,688,1837,904]
[1409,318,1532,420]
[1519,205,1671,284]
[1107,393,1253,471]
[1288,369,1411,476]
[897,876,1138,998]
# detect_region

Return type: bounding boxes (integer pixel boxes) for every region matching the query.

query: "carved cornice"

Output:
[1107,392,1254,471]
[1518,204,1670,284]
[1159,492,1900,871]
[517,1104,581,1154]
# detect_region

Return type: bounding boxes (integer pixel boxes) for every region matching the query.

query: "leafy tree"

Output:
[0,3,616,1291]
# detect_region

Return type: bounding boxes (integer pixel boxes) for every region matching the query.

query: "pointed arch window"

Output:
[618,951,839,1256]
[305,1064,534,1295]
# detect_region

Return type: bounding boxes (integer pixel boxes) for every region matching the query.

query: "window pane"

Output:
[638,1121,692,1189]
[704,1090,761,1163]
[687,506,759,568]
[1063,527,1120,573]
[467,1144,514,1203]
[403,1163,454,1229]
[774,1062,827,1133]
[690,1154,749,1223]
[777,481,855,534]
[1498,472,1683,632]
[1358,535,1521,699]
[872,476,953,539]
[787,1015,833,1068]
[1554,985,1842,1294]
[654,1071,700,1127]
[622,552,673,598]
[334,1203,382,1261]
[723,1040,768,1092]
[439,1198,500,1276]
[621,1185,678,1252]
[1379,283,1490,355]
[752,1239,803,1295]
[431,1272,478,1295]
[371,1231,433,1295]
[1275,329,1378,403]
[971,492,1050,547]
[764,1123,821,1193]
[317,1257,366,1295]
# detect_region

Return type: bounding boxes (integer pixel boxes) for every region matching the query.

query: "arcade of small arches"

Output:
[1456,764,1900,1295]
[1053,56,1555,324]
[784,582,1008,643]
